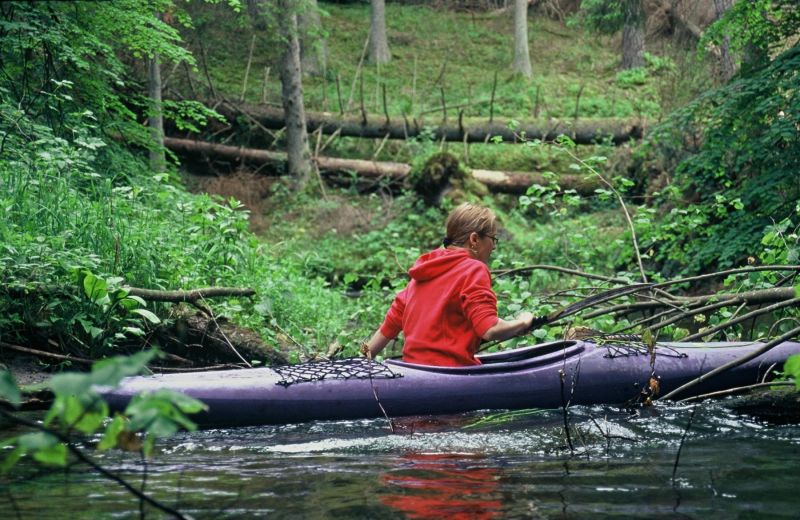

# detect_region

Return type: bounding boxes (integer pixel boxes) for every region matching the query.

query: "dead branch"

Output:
[126,287,255,302]
[680,381,795,402]
[652,265,800,289]
[681,297,800,342]
[163,136,602,195]
[211,102,644,145]
[0,341,94,365]
[494,265,627,283]
[660,325,800,401]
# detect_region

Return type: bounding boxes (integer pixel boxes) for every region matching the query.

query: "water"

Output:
[2,402,799,518]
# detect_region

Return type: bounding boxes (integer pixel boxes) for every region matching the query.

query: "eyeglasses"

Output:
[484,234,498,245]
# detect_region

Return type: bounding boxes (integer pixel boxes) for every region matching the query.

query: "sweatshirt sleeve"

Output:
[379,287,408,339]
[460,264,498,337]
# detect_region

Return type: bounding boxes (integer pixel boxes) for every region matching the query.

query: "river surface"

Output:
[2,401,799,519]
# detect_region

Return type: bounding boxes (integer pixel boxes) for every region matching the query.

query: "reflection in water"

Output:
[379,453,503,519]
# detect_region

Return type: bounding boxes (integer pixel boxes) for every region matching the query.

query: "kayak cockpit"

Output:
[385,340,584,374]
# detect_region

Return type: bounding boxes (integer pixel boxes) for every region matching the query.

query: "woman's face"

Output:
[468,231,497,265]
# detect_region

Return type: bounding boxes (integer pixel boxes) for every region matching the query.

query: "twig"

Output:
[346,31,370,112]
[672,404,698,488]
[680,381,795,402]
[371,133,390,161]
[651,265,800,289]
[0,341,93,365]
[261,66,270,104]
[363,350,395,433]
[0,409,190,520]
[199,296,251,368]
[681,297,800,342]
[558,148,647,283]
[240,34,256,102]
[494,264,627,283]
[489,70,497,124]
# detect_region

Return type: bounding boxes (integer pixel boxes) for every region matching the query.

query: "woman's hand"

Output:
[481,312,536,342]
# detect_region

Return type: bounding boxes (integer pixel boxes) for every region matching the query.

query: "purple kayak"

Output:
[101,339,800,427]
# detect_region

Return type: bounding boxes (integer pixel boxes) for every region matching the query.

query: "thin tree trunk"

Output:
[148,53,165,172]
[278,1,312,187]
[299,0,327,76]
[713,0,735,82]
[369,0,391,64]
[621,0,645,70]
[512,0,532,78]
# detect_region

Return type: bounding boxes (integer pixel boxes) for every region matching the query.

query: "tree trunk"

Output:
[512,0,532,78]
[369,0,391,64]
[713,0,735,82]
[278,1,312,187]
[162,136,602,195]
[213,102,644,145]
[299,0,327,77]
[621,0,645,70]
[148,53,165,172]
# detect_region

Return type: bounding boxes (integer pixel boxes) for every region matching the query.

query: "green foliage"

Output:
[784,354,800,390]
[572,0,627,34]
[0,351,206,472]
[640,43,800,274]
[701,0,800,67]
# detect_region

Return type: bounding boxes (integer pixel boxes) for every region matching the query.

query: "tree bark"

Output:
[277,1,312,187]
[512,0,533,78]
[621,0,645,70]
[163,136,602,195]
[299,0,328,77]
[148,52,166,172]
[713,0,735,82]
[213,103,644,145]
[369,0,392,64]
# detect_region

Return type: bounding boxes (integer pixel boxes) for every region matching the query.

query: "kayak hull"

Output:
[101,340,800,427]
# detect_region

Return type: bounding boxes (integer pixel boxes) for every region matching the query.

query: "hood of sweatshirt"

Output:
[408,248,476,282]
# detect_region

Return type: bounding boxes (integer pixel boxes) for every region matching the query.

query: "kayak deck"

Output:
[101,339,800,427]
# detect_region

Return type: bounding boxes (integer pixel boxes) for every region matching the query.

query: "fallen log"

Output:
[214,102,644,145]
[164,136,601,196]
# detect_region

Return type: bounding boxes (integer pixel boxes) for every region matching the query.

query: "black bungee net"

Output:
[584,333,689,359]
[273,357,403,387]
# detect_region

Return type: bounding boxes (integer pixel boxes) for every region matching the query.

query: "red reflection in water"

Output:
[379,453,503,519]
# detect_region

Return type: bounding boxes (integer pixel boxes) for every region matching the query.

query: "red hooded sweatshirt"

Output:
[379,248,499,366]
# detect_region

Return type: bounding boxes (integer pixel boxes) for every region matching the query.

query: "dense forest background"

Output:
[0,0,799,472]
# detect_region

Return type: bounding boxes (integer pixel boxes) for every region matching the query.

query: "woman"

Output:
[362,203,534,366]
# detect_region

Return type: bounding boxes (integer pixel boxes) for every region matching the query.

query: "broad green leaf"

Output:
[97,415,126,451]
[784,354,800,390]
[17,432,58,451]
[131,308,160,324]
[90,350,157,388]
[32,442,68,466]
[82,271,108,302]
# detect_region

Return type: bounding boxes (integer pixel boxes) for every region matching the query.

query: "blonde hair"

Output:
[444,203,497,247]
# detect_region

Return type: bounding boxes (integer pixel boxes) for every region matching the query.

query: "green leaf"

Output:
[90,350,157,388]
[97,415,126,451]
[1,447,25,473]
[32,442,68,466]
[82,271,108,302]
[784,354,800,390]
[131,308,160,324]
[0,370,21,408]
